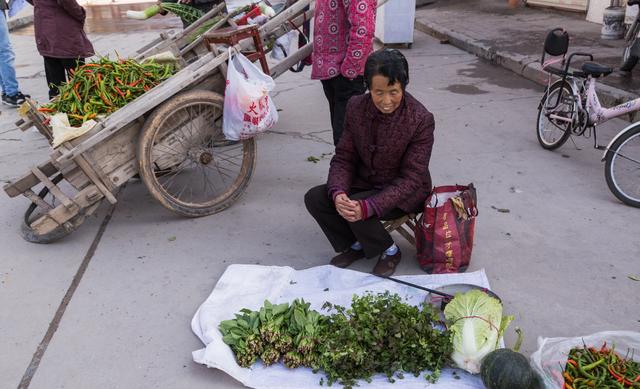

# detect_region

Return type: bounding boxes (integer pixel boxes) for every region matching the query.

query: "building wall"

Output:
[526,0,588,12]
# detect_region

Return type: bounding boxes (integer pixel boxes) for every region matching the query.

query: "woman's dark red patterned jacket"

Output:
[327,92,435,217]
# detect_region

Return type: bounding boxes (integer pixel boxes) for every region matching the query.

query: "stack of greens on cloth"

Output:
[38,57,175,127]
[219,289,542,388]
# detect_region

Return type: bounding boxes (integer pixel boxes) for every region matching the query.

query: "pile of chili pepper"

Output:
[38,56,175,127]
[563,343,640,389]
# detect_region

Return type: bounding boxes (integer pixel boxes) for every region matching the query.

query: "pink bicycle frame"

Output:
[585,77,640,125]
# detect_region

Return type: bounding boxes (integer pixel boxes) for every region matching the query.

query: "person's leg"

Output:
[348,191,397,259]
[330,75,366,145]
[304,184,356,253]
[0,12,19,97]
[348,192,406,276]
[44,57,68,99]
[321,78,336,140]
[61,57,83,82]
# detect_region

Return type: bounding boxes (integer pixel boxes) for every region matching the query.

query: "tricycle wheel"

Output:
[138,89,256,217]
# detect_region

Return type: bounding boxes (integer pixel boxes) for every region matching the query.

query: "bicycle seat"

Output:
[581,62,613,77]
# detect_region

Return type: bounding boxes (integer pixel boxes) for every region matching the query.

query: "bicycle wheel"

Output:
[536,81,575,150]
[605,125,640,208]
[621,21,640,71]
[138,89,256,217]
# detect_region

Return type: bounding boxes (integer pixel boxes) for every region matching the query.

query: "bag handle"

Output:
[427,183,478,218]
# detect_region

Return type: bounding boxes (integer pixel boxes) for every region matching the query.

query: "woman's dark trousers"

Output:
[320,75,366,145]
[304,184,404,259]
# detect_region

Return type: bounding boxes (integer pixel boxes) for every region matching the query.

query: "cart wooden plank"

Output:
[4,161,58,197]
[31,185,103,234]
[73,155,118,204]
[30,167,74,208]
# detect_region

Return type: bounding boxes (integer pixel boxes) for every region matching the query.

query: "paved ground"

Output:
[1,4,639,389]
[415,0,640,114]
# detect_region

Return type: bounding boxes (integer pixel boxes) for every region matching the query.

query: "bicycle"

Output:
[537,28,640,208]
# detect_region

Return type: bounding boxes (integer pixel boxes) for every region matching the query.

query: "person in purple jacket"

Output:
[305,49,435,277]
[27,0,94,99]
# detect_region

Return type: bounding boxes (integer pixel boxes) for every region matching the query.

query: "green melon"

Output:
[480,328,542,389]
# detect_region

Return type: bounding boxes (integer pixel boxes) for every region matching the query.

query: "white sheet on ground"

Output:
[192,264,491,389]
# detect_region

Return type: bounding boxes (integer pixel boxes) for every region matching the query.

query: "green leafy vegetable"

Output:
[160,2,204,25]
[220,293,453,388]
[316,292,452,388]
[125,5,162,20]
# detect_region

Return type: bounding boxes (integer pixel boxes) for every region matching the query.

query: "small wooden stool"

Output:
[203,25,270,75]
[382,214,418,246]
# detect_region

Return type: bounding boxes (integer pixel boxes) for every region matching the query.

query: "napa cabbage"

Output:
[443,289,513,374]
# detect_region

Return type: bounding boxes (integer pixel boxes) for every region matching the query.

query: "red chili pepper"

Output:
[99,94,112,106]
[600,342,608,353]
[128,79,141,87]
[563,371,574,383]
[608,365,626,383]
[115,76,124,85]
[37,107,54,113]
[114,86,125,98]
[567,359,578,367]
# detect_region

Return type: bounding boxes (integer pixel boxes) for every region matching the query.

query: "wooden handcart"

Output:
[4,0,314,243]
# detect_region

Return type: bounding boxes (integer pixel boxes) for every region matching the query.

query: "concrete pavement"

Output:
[1,6,639,389]
[415,0,640,120]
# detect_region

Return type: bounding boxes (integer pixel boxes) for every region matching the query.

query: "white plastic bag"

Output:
[271,31,296,60]
[223,48,278,140]
[50,113,98,148]
[530,331,640,388]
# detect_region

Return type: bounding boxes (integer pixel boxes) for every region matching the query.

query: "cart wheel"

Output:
[138,89,256,217]
[21,174,101,243]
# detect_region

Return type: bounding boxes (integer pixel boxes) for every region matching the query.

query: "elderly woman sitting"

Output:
[305,49,435,276]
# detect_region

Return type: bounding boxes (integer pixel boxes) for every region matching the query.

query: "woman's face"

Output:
[370,75,403,114]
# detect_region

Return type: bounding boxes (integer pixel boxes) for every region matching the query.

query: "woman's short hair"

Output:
[364,49,410,90]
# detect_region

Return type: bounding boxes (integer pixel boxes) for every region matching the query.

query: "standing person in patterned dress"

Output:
[311,0,376,146]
